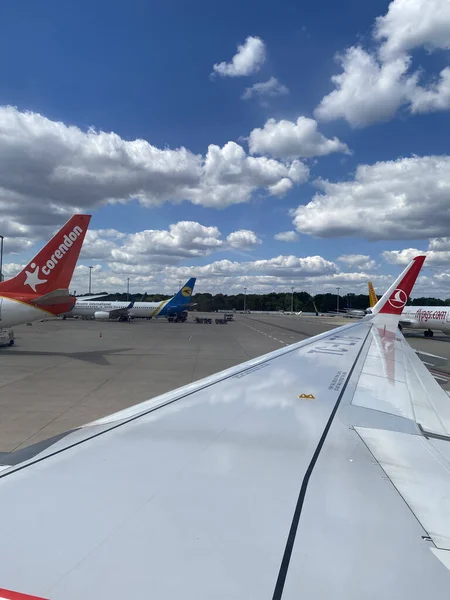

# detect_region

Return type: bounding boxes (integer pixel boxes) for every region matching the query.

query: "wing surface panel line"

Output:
[271,324,372,600]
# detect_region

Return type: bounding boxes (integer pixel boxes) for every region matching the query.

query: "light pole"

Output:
[291,286,294,313]
[336,287,340,313]
[88,266,93,294]
[127,277,130,301]
[0,235,3,282]
[244,287,247,311]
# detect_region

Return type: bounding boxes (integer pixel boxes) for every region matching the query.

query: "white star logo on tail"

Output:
[23,263,47,292]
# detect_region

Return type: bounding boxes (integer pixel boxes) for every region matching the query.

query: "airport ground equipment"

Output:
[167,310,188,323]
[0,328,14,346]
[195,317,212,324]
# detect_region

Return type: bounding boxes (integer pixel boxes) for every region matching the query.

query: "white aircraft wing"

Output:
[2,255,450,599]
[76,293,109,301]
[104,299,136,319]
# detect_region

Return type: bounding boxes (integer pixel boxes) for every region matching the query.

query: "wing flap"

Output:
[403,339,450,436]
[356,426,450,550]
[351,319,450,437]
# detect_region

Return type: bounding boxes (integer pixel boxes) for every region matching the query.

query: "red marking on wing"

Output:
[0,588,49,600]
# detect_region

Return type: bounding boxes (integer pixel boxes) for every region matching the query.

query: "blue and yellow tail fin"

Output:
[167,278,196,308]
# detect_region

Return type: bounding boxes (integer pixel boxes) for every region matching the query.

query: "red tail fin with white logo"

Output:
[0,214,91,297]
[370,255,426,318]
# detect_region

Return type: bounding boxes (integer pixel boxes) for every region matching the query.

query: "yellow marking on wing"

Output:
[298,393,315,399]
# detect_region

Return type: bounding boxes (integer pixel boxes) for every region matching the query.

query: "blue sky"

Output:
[1,0,450,296]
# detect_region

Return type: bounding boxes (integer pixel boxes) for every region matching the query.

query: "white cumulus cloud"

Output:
[242,77,289,101]
[188,141,307,207]
[293,155,450,240]
[226,230,262,249]
[110,221,225,265]
[315,47,413,127]
[382,238,450,268]
[375,0,450,61]
[212,36,266,77]
[249,116,350,158]
[0,106,306,238]
[274,231,299,242]
[80,230,122,260]
[267,177,293,196]
[338,254,377,270]
[168,254,338,280]
[3,249,409,297]
[76,222,267,268]
[409,67,450,113]
[315,0,450,127]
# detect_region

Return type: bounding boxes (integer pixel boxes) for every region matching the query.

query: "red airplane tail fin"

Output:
[371,255,426,317]
[0,215,91,296]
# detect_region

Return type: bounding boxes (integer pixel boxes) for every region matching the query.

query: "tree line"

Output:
[77,291,450,313]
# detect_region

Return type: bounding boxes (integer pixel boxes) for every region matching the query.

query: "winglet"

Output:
[127,298,135,310]
[370,256,426,317]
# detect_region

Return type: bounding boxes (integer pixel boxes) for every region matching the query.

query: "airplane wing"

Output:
[2,255,450,599]
[106,299,136,319]
[76,293,109,301]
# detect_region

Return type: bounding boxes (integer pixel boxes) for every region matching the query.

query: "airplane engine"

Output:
[94,311,111,320]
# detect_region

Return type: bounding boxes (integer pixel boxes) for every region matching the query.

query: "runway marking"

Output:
[188,335,192,342]
[240,321,288,346]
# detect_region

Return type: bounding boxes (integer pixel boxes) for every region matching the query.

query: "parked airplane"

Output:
[369,282,449,338]
[0,215,91,329]
[331,281,379,318]
[399,306,450,337]
[67,277,196,321]
[4,256,450,599]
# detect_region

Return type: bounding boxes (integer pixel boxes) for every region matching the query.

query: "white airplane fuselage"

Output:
[400,306,450,336]
[70,299,177,319]
[0,297,55,328]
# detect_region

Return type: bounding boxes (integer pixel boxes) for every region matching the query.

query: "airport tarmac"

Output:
[0,313,449,454]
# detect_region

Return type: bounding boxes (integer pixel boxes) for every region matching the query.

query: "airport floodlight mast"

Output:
[127,277,130,301]
[0,235,3,282]
[88,266,93,294]
[244,287,247,311]
[336,287,340,313]
[291,287,294,313]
